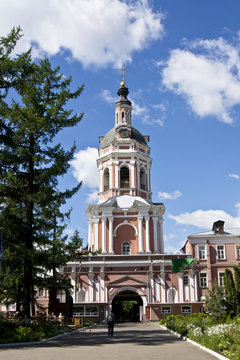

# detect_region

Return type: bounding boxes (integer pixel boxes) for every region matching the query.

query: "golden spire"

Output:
[118,65,128,87]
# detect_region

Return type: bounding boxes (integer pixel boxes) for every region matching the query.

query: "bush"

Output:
[160,314,240,360]
[0,319,73,344]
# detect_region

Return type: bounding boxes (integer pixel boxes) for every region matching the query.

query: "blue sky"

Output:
[1,0,240,252]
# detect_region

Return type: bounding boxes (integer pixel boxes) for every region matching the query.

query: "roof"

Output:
[189,228,240,237]
[86,195,165,215]
[100,126,148,148]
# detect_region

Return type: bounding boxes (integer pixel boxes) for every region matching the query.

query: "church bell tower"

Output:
[86,77,165,255]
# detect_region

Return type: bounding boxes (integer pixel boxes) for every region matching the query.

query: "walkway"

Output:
[0,322,219,360]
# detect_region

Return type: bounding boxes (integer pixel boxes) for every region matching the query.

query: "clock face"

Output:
[119,129,129,138]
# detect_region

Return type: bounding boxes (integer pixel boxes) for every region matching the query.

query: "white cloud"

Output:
[87,190,99,203]
[101,90,117,104]
[169,204,240,229]
[229,173,240,180]
[132,101,148,116]
[1,0,164,68]
[70,147,98,188]
[101,90,165,126]
[158,190,182,200]
[164,244,181,254]
[161,37,240,124]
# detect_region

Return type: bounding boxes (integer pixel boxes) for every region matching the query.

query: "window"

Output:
[217,245,225,260]
[122,241,130,255]
[183,276,189,286]
[73,306,99,317]
[86,306,99,316]
[161,306,171,314]
[236,245,240,259]
[199,273,207,288]
[56,289,66,303]
[120,166,129,188]
[218,272,225,287]
[73,305,99,317]
[140,167,147,190]
[103,168,109,191]
[181,306,191,314]
[198,245,206,260]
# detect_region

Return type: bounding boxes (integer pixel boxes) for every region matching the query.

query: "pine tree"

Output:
[224,268,237,317]
[233,265,240,314]
[0,29,84,318]
[205,281,226,320]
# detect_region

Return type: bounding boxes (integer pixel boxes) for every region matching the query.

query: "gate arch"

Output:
[109,287,147,322]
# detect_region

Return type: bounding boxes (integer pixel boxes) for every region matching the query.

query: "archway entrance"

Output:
[112,290,143,322]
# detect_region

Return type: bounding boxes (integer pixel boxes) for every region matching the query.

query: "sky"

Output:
[1,0,240,253]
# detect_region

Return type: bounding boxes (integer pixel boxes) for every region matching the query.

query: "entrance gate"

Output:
[112,290,143,322]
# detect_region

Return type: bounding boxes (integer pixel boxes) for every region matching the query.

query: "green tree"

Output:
[0,29,84,318]
[233,265,240,314]
[224,268,237,317]
[205,281,226,321]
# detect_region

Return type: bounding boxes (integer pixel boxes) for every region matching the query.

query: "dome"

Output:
[100,125,147,148]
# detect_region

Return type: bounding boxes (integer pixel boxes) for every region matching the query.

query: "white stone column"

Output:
[137,163,140,189]
[159,218,164,253]
[138,215,143,253]
[155,277,160,302]
[114,161,119,188]
[109,163,113,190]
[95,279,100,302]
[88,220,92,250]
[130,160,135,188]
[178,273,184,303]
[102,216,107,253]
[100,267,105,302]
[147,164,150,192]
[160,268,166,303]
[190,271,195,302]
[145,215,150,253]
[71,267,76,303]
[153,216,159,253]
[93,218,99,250]
[88,267,94,302]
[108,216,114,254]
[99,165,103,192]
[150,271,154,303]
[194,273,198,302]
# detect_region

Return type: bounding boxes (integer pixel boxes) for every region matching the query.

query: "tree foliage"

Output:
[224,269,237,317]
[0,28,84,317]
[205,281,226,321]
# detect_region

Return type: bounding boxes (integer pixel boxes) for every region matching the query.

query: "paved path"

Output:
[0,322,219,360]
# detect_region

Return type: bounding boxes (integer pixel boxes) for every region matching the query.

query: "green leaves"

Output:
[0,28,84,317]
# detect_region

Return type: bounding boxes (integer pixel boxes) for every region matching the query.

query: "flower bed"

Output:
[160,314,240,360]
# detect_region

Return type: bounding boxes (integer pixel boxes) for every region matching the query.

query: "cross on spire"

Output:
[118,65,128,84]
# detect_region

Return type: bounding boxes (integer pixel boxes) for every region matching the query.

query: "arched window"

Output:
[116,113,119,124]
[122,111,125,123]
[120,166,129,188]
[104,168,109,191]
[122,242,130,255]
[140,167,147,190]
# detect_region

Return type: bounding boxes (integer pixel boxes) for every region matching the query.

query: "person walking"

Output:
[107,310,115,336]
